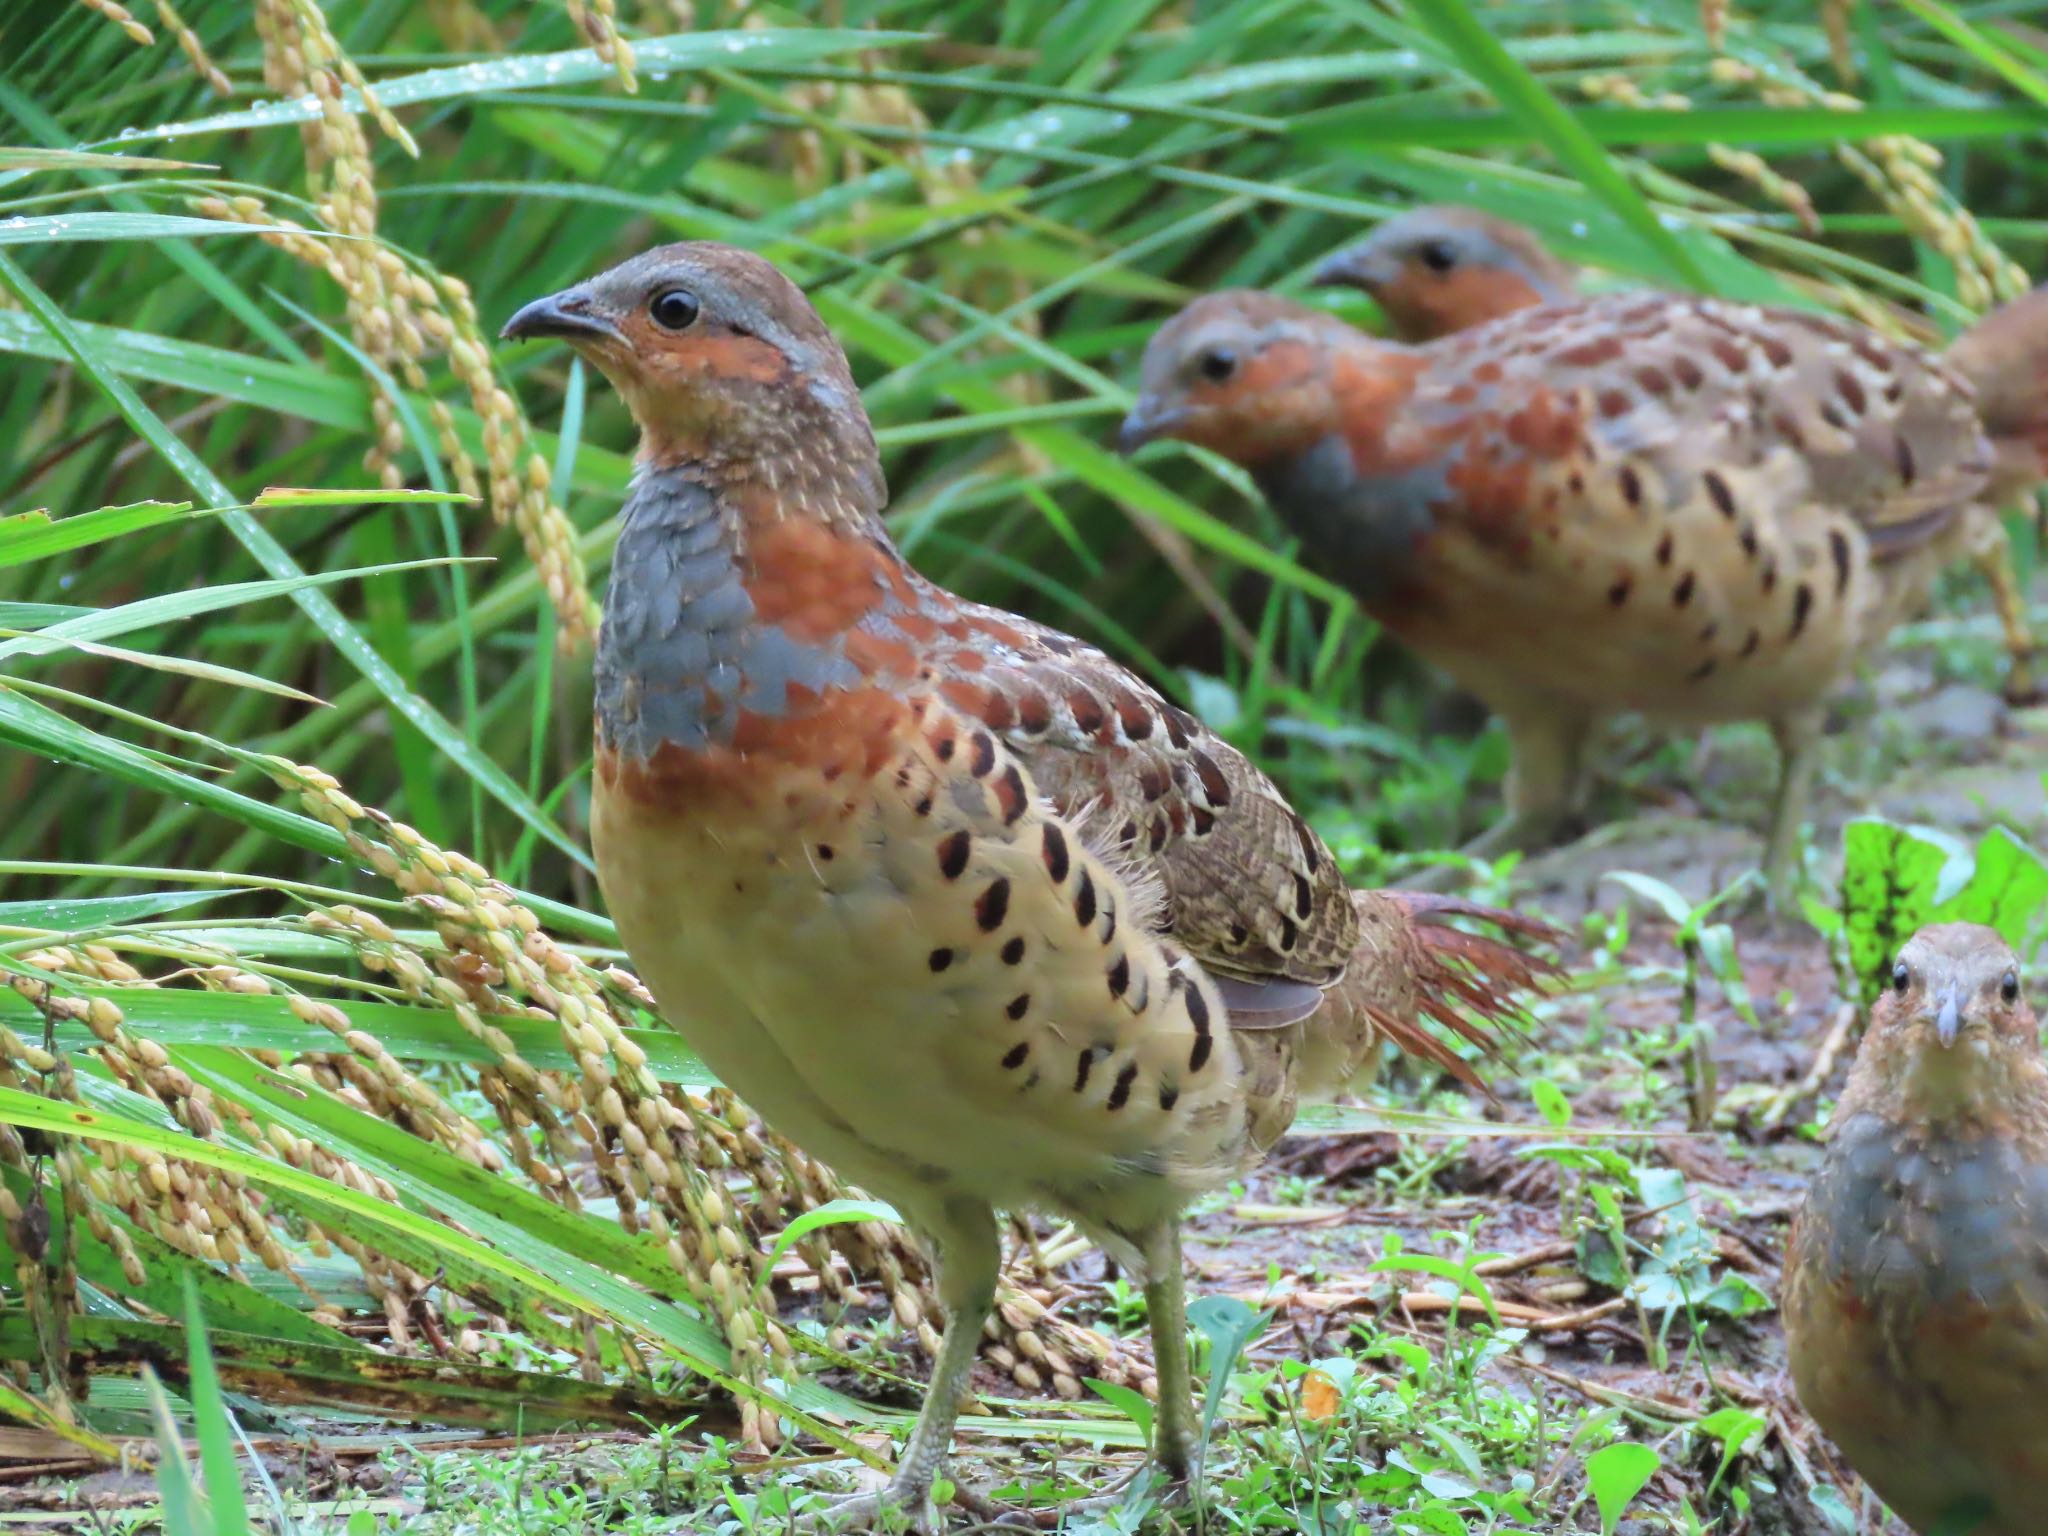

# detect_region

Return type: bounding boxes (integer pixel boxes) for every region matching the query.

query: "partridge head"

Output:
[1312,205,1577,342]
[1123,283,2048,908]
[506,244,1553,1531]
[1785,923,2048,1535]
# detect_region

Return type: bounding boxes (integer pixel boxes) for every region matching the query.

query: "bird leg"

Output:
[1141,1221,1199,1487]
[1970,530,2042,705]
[806,1202,999,1535]
[1406,706,1588,890]
[1762,709,1822,915]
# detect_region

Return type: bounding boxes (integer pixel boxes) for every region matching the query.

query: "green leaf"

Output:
[1585,1441,1661,1536]
[132,31,929,146]
[1084,1377,1154,1441]
[0,253,595,874]
[758,1198,902,1290]
[0,500,202,571]
[181,1277,253,1536]
[1396,0,1704,287]
[0,212,315,246]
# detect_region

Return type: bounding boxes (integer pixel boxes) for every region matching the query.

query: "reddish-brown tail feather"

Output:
[1302,890,1564,1095]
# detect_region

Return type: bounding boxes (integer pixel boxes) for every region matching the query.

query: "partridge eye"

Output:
[2003,970,2021,1004]
[1892,961,1911,994]
[1196,347,1238,384]
[649,287,700,331]
[1418,239,1458,274]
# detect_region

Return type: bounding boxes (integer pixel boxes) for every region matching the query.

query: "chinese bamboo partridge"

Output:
[1312,204,1578,342]
[1122,281,2048,907]
[1314,204,2042,706]
[502,244,1553,1532]
[1784,923,2048,1534]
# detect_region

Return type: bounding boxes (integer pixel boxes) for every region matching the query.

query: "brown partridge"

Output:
[1784,923,2048,1534]
[1315,204,2041,704]
[1312,204,1578,342]
[501,244,1553,1532]
[1121,284,2048,907]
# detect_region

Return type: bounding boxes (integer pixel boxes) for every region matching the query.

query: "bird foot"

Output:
[2001,656,2045,708]
[1051,1462,1193,1529]
[796,1479,938,1535]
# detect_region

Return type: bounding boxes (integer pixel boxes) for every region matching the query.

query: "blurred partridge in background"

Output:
[1784,923,2048,1535]
[1122,270,2048,908]
[1312,204,1579,343]
[503,243,1553,1532]
[1315,204,2042,706]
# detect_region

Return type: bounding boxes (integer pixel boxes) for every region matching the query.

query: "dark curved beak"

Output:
[1311,246,1396,292]
[1117,398,1187,455]
[500,287,620,344]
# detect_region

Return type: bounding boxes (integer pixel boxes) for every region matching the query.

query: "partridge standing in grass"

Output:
[1315,204,2042,704]
[1784,923,2048,1535]
[501,243,1552,1532]
[1121,277,2048,907]
[1312,204,1579,343]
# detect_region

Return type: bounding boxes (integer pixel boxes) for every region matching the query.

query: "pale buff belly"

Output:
[589,773,1203,1238]
[1389,519,1960,729]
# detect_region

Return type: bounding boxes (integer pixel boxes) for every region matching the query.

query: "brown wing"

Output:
[915,599,1358,992]
[1420,292,1994,552]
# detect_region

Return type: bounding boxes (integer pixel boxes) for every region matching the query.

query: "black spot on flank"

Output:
[1740,629,1760,658]
[929,947,954,972]
[997,766,1028,823]
[1006,994,1030,1021]
[1791,582,1814,639]
[1158,1082,1180,1111]
[1043,824,1070,883]
[968,732,996,777]
[1108,955,1131,997]
[1829,529,1852,596]
[1761,557,1778,595]
[1739,523,1758,559]
[914,794,934,817]
[935,737,956,762]
[1102,904,1118,943]
[1703,471,1736,518]
[1074,1047,1100,1093]
[1002,935,1027,966]
[817,845,835,861]
[937,830,972,880]
[1189,1033,1213,1073]
[1607,574,1632,607]
[1184,978,1210,1034]
[1107,1062,1138,1111]
[1277,918,1299,952]
[1895,434,1917,486]
[1191,807,1216,836]
[1293,815,1322,872]
[1620,465,1643,507]
[1163,707,1195,749]
[1119,819,1138,847]
[1655,532,1674,567]
[1819,402,1848,432]
[1673,571,1696,607]
[1688,657,1717,684]
[1001,1039,1030,1068]
[976,878,1011,932]
[1149,818,1170,853]
[1292,873,1314,920]
[1228,923,1249,946]
[1074,870,1098,928]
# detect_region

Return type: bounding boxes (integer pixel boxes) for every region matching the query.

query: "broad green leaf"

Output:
[1585,1441,1661,1536]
